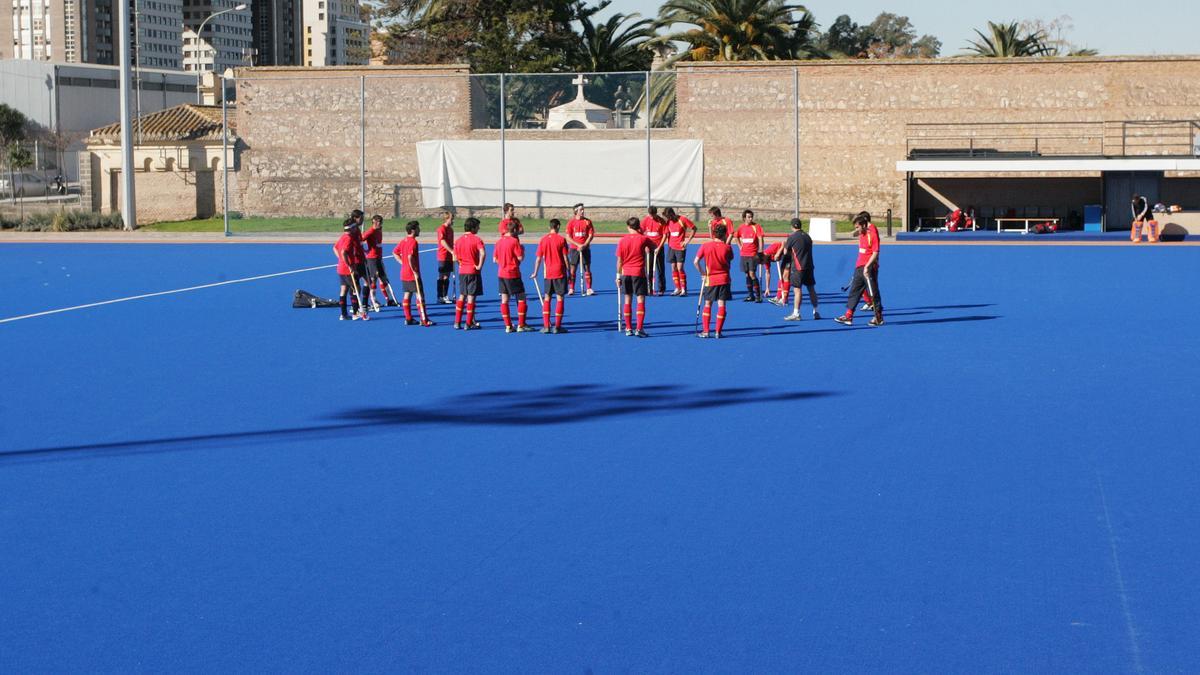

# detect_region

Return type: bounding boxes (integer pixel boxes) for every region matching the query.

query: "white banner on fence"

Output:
[416,139,704,209]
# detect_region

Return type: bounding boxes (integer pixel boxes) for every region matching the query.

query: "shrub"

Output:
[0,210,125,231]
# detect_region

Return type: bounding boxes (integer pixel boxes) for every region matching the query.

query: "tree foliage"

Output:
[965,21,1053,58]
[820,12,939,58]
[377,0,605,73]
[579,12,656,72]
[649,0,826,63]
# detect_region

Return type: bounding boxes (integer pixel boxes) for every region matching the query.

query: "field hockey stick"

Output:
[695,274,707,334]
[616,274,623,331]
[348,268,367,315]
[651,249,659,295]
[386,281,399,305]
[409,254,430,324]
[532,275,544,306]
[774,261,782,298]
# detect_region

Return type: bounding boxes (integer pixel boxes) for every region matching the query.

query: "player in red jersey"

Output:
[361,214,398,311]
[434,210,456,303]
[391,220,435,326]
[835,211,884,327]
[616,217,653,337]
[664,207,696,295]
[333,218,369,321]
[452,217,486,330]
[735,209,765,302]
[640,206,668,295]
[762,240,782,302]
[693,223,734,338]
[493,220,535,333]
[532,218,571,334]
[708,206,733,243]
[498,202,524,237]
[566,203,595,296]
[857,217,883,312]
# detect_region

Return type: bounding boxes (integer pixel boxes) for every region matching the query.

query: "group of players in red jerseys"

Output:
[332,204,885,336]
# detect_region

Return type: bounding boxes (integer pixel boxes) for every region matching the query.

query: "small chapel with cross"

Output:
[544,74,617,130]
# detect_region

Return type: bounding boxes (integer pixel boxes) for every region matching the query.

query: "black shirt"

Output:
[783,230,813,271]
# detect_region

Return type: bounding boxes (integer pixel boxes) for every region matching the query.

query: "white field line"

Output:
[0,264,336,324]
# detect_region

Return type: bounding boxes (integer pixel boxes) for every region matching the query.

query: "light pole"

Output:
[192,3,248,104]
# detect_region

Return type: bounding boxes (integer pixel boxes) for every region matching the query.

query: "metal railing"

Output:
[906,120,1200,159]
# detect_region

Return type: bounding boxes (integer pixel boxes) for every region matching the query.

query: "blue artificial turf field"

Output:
[1,241,1198,672]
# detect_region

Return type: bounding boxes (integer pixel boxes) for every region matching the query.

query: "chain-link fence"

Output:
[219,67,824,236]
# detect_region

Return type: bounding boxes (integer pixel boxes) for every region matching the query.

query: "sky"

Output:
[596,0,1199,56]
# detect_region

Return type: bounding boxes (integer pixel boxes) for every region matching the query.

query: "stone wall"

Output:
[232,57,1200,223]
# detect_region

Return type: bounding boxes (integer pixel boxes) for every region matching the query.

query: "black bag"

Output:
[293,289,340,308]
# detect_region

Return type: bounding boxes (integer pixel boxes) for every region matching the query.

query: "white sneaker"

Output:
[783,313,802,321]
[860,303,874,311]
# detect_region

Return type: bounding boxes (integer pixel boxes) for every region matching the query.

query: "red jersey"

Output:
[641,215,666,248]
[362,225,383,259]
[666,216,695,250]
[616,232,652,276]
[454,232,485,275]
[709,217,733,240]
[435,223,454,261]
[334,232,363,274]
[696,240,734,286]
[567,217,594,247]
[856,223,881,267]
[536,232,569,280]
[763,242,782,260]
[392,237,420,282]
[494,236,524,279]
[735,223,762,257]
[499,217,524,236]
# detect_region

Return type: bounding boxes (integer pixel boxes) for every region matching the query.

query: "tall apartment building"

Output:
[250,0,300,66]
[300,0,366,66]
[181,0,252,74]
[2,0,182,68]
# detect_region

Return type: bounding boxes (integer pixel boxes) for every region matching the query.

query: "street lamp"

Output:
[193,3,248,104]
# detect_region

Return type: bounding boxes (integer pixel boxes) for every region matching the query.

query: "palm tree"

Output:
[649,0,824,63]
[579,12,657,72]
[965,21,1053,57]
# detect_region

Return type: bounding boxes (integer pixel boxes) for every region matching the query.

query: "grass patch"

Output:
[144,216,861,234]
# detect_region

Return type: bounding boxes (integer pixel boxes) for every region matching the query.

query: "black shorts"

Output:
[620,275,649,297]
[544,277,568,296]
[498,277,526,298]
[437,259,454,275]
[364,255,388,279]
[402,279,424,295]
[567,247,592,267]
[667,247,687,264]
[740,256,757,274]
[702,284,732,302]
[790,268,816,287]
[460,273,483,296]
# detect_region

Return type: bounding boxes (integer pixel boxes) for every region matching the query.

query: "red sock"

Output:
[466,299,476,325]
[672,270,681,291]
[623,301,632,331]
[402,298,412,321]
[585,272,592,290]
[500,301,512,328]
[680,270,687,291]
[455,298,464,325]
[779,279,790,300]
[636,300,646,331]
[417,300,426,321]
[715,306,726,333]
[702,305,711,333]
[541,298,551,329]
[862,291,870,304]
[517,300,528,326]
[555,298,564,328]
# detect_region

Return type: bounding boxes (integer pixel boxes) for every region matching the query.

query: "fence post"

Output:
[500,73,507,208]
[222,77,230,237]
[359,75,366,213]
[886,209,892,237]
[793,66,800,220]
[645,70,651,210]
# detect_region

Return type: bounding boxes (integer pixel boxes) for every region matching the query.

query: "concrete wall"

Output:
[230,57,1200,222]
[88,141,231,224]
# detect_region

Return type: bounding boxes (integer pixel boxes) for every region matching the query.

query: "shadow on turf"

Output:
[0,386,837,463]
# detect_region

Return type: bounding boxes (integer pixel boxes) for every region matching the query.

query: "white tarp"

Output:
[416,139,704,209]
